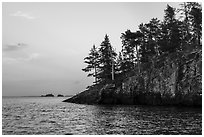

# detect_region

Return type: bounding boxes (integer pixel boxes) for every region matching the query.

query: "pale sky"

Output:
[2,2,181,96]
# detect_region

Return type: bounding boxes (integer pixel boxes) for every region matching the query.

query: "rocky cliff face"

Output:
[63,50,202,106]
[176,50,202,106]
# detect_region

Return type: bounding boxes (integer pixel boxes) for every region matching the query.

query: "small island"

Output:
[63,3,202,107]
[41,94,54,97]
[57,94,64,97]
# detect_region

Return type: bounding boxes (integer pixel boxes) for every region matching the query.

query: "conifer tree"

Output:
[178,2,192,47]
[82,44,100,84]
[115,51,123,74]
[178,2,202,49]
[159,4,182,53]
[189,4,202,46]
[121,30,136,70]
[98,34,117,83]
[139,18,161,64]
[120,30,143,74]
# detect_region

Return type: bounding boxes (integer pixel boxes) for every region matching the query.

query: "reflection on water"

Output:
[2,97,202,135]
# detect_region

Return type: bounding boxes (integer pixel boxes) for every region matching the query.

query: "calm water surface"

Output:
[2,97,202,135]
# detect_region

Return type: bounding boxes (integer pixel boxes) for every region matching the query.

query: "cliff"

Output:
[63,49,202,106]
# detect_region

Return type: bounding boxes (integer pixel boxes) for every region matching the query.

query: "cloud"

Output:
[3,53,40,64]
[3,43,28,51]
[10,11,36,19]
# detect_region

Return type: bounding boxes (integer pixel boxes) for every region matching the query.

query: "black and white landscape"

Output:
[2,2,202,135]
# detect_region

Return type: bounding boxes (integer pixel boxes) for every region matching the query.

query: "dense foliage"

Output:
[82,2,202,88]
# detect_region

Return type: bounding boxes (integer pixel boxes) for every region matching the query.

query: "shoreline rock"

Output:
[63,50,202,107]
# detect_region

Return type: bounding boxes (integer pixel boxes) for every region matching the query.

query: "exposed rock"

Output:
[41,94,54,97]
[63,50,202,107]
[63,84,103,104]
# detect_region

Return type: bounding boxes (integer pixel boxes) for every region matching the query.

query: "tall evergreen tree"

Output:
[98,34,117,83]
[134,31,144,73]
[138,23,149,63]
[189,4,202,46]
[178,2,202,49]
[139,18,161,64]
[120,30,143,74]
[178,2,192,47]
[147,18,162,56]
[82,44,100,84]
[159,4,182,53]
[115,51,123,74]
[121,30,136,71]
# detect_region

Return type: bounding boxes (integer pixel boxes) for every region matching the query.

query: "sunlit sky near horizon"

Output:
[2,2,181,96]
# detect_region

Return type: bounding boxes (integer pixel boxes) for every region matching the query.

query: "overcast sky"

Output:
[2,2,181,96]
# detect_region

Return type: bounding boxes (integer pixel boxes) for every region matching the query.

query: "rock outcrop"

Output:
[57,94,64,97]
[41,94,54,97]
[63,50,202,107]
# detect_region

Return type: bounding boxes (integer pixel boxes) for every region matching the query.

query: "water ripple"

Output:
[2,97,202,135]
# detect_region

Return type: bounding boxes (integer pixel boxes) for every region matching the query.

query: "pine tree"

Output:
[159,4,182,53]
[82,44,100,84]
[98,34,117,83]
[189,4,202,46]
[134,31,144,73]
[147,18,162,56]
[139,18,161,64]
[121,30,136,71]
[120,30,143,73]
[115,51,123,74]
[178,2,192,47]
[178,2,202,49]
[138,23,149,63]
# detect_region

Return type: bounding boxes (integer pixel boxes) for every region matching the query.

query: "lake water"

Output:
[2,97,202,135]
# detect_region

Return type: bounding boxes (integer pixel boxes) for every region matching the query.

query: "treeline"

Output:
[82,3,202,88]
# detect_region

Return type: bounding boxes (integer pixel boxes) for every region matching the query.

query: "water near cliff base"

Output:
[2,97,202,135]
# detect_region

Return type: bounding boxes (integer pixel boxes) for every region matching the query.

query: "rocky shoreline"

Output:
[63,50,202,107]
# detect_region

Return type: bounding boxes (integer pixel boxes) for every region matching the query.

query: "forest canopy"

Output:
[82,2,202,88]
